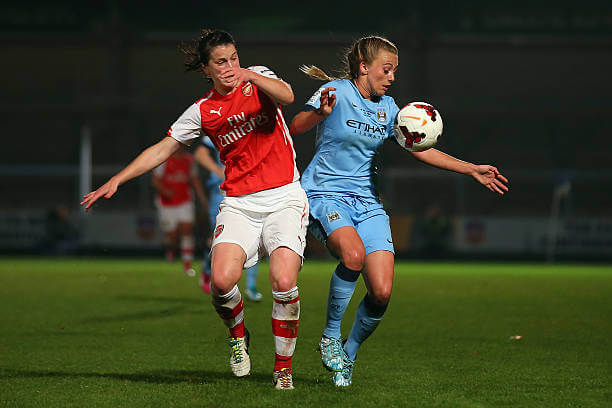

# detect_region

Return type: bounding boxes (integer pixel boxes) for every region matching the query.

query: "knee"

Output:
[341,248,366,271]
[269,247,300,292]
[270,273,297,292]
[211,268,235,294]
[369,284,392,306]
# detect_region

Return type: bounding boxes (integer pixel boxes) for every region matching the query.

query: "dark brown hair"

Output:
[180,29,236,73]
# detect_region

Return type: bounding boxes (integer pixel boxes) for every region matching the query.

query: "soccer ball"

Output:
[394,102,443,152]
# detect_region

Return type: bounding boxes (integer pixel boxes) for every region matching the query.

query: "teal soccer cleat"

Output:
[245,288,263,302]
[318,336,343,372]
[332,349,354,387]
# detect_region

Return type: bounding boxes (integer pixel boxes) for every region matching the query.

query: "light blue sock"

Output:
[344,295,388,361]
[322,263,361,340]
[246,264,258,292]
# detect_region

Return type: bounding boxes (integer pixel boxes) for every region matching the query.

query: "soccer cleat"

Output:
[273,368,294,390]
[318,336,343,372]
[229,329,251,377]
[245,288,263,302]
[184,268,196,277]
[199,272,211,294]
[332,350,354,387]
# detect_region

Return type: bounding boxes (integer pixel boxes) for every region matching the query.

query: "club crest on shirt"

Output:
[214,224,224,238]
[376,108,387,123]
[242,82,253,96]
[327,211,341,222]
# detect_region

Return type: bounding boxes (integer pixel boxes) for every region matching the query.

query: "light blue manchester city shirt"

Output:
[301,79,400,200]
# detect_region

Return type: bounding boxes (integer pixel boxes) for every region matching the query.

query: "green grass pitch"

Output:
[0,258,610,407]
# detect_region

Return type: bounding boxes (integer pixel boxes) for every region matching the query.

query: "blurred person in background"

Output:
[194,136,263,301]
[40,204,79,255]
[152,146,207,276]
[81,29,307,390]
[413,203,452,258]
[290,35,509,387]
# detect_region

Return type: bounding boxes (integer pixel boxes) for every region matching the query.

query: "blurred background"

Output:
[1,0,611,261]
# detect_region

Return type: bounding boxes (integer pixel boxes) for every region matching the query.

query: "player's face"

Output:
[365,49,398,97]
[203,44,241,91]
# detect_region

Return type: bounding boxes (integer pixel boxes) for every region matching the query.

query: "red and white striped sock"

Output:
[180,236,194,270]
[271,286,299,372]
[211,285,245,338]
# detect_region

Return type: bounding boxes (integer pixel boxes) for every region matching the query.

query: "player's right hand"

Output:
[80,178,120,212]
[317,87,337,116]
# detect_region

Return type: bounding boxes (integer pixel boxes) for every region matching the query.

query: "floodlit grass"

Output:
[0,258,611,407]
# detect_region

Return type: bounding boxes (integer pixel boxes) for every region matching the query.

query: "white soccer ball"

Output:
[394,102,443,152]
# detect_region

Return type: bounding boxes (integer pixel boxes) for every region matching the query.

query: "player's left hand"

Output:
[472,165,509,195]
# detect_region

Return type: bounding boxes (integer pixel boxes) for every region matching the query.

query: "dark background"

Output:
[1,1,611,257]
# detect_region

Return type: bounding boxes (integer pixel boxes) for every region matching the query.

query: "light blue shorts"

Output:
[308,194,394,255]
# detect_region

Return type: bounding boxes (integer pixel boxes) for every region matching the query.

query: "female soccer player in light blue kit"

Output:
[195,136,263,301]
[290,36,509,387]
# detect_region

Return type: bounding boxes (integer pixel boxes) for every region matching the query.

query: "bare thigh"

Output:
[210,242,246,294]
[327,226,366,271]
[268,246,302,292]
[178,222,193,236]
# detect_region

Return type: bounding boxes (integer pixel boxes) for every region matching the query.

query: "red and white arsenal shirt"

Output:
[167,66,299,197]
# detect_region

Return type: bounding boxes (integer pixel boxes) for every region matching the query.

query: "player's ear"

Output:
[202,63,211,78]
[359,61,368,76]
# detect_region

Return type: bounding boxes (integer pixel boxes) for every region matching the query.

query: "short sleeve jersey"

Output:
[167,66,299,197]
[152,152,196,206]
[300,79,400,199]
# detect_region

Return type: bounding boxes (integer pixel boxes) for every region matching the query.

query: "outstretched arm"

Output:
[80,136,182,211]
[289,87,336,135]
[410,148,509,194]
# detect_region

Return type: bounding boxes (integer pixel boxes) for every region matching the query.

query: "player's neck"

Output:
[215,83,239,96]
[352,79,374,101]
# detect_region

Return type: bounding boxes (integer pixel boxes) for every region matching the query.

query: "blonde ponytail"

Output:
[299,65,345,81]
[300,36,397,81]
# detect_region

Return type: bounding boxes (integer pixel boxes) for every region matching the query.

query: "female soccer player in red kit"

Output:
[152,146,207,276]
[81,29,308,390]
